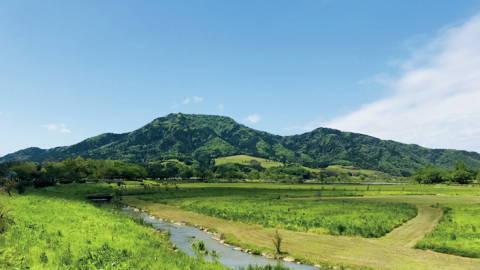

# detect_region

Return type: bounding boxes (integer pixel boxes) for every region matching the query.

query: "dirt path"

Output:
[122,195,480,270]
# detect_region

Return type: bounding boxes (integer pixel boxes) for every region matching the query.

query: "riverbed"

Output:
[117,206,318,270]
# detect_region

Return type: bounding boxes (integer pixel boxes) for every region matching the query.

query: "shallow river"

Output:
[117,206,318,270]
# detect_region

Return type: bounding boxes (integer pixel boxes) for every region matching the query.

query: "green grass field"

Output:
[181,198,418,237]
[4,181,480,269]
[126,184,480,269]
[214,155,320,172]
[325,165,386,176]
[214,155,392,177]
[0,186,293,270]
[415,203,480,258]
[0,191,229,269]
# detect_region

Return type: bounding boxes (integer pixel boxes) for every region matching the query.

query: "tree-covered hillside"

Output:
[2,113,480,176]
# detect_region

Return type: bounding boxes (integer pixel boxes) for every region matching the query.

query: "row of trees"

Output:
[411,162,480,184]
[0,157,148,193]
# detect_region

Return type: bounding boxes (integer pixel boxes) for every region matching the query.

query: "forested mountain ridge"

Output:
[2,113,480,176]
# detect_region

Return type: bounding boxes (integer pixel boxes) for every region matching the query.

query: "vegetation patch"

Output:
[181,198,418,238]
[0,192,229,269]
[415,204,480,258]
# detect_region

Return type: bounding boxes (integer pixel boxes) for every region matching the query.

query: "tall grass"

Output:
[0,191,230,269]
[180,197,418,238]
[415,204,480,258]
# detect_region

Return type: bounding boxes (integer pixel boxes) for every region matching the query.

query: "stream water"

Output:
[117,206,318,270]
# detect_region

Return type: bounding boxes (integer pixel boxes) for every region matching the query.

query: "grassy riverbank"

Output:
[126,183,480,269]
[0,187,292,270]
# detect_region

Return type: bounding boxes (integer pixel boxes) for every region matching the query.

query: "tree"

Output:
[452,161,471,184]
[317,172,327,183]
[0,177,16,196]
[180,168,194,180]
[248,169,259,181]
[10,163,37,181]
[203,169,214,180]
[452,169,470,184]
[272,229,282,254]
[193,170,203,180]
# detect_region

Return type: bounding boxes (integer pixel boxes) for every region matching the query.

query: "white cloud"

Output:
[194,96,203,103]
[182,98,190,105]
[44,124,58,131]
[44,123,71,133]
[322,14,480,152]
[171,103,178,109]
[218,104,224,111]
[243,114,260,124]
[0,111,3,115]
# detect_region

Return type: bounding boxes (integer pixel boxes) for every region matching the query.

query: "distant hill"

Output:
[2,113,480,176]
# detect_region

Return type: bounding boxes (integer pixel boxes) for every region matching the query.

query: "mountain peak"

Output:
[2,113,480,176]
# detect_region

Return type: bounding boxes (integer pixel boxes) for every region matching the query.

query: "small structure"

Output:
[86,195,114,201]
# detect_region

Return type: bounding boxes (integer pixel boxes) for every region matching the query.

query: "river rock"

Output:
[174,221,186,226]
[233,247,243,251]
[219,240,224,244]
[224,244,231,247]
[244,249,251,253]
[212,232,223,240]
[266,254,275,259]
[134,208,140,212]
[283,257,295,262]
[261,251,268,256]
[154,229,168,233]
[314,265,322,269]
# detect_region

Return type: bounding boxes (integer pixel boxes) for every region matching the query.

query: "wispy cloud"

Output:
[243,114,260,124]
[0,111,3,115]
[218,104,224,111]
[172,96,204,108]
[322,14,480,152]
[44,123,71,133]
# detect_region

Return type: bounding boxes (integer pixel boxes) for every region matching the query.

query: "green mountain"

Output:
[2,113,480,176]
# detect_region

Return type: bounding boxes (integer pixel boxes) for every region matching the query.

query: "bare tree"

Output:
[272,229,282,254]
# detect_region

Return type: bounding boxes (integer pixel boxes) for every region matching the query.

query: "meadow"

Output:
[180,199,418,237]
[4,181,480,269]
[415,203,480,258]
[0,188,291,270]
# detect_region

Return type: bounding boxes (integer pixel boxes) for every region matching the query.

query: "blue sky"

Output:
[2,0,480,157]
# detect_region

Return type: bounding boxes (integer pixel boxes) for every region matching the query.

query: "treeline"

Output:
[0,156,401,194]
[411,162,480,184]
[0,157,148,193]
